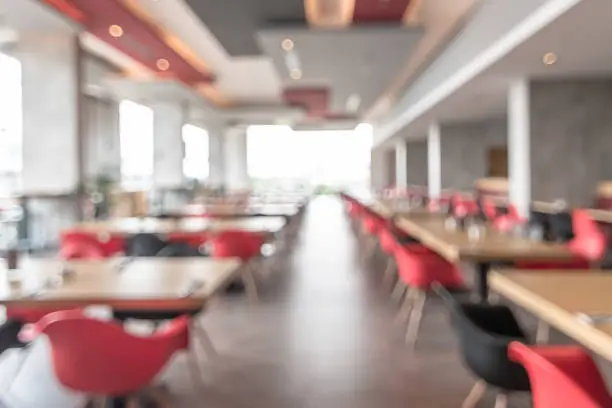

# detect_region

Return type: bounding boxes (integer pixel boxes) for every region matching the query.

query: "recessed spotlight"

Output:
[281,38,294,51]
[543,52,557,65]
[109,25,123,38]
[290,69,302,80]
[156,58,170,71]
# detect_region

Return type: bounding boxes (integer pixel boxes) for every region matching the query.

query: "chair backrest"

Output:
[548,211,575,242]
[435,285,530,391]
[59,238,105,260]
[569,209,607,262]
[210,230,265,260]
[28,310,188,395]
[125,233,167,257]
[509,342,612,408]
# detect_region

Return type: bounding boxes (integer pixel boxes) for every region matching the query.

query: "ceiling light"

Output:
[156,58,170,71]
[108,25,123,38]
[542,52,557,65]
[281,38,294,51]
[290,69,302,80]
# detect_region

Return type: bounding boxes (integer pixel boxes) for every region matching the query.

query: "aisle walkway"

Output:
[168,196,483,407]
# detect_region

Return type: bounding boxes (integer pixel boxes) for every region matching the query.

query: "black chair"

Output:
[125,233,167,257]
[0,319,27,354]
[434,284,530,408]
[548,211,574,242]
[156,241,207,257]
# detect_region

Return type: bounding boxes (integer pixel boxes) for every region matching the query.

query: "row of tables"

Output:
[0,196,308,319]
[366,196,612,363]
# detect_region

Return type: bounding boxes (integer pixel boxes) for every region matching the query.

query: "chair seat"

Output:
[395,246,464,290]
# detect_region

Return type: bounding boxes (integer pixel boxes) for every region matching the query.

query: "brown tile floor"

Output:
[163,196,538,407]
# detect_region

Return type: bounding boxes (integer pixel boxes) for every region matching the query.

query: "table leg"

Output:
[476,262,491,303]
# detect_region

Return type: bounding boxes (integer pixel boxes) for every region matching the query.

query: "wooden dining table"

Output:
[377,203,575,302]
[0,257,241,313]
[489,270,612,361]
[161,203,300,218]
[68,216,287,237]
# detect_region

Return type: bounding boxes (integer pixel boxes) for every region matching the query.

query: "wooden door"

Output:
[487,147,508,178]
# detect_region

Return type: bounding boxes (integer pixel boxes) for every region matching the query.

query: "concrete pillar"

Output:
[17,32,83,195]
[427,123,441,198]
[151,102,186,189]
[508,79,531,217]
[13,32,83,248]
[439,119,507,191]
[207,121,226,187]
[395,141,408,189]
[224,126,250,191]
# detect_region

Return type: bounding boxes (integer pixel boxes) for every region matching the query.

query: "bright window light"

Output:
[246,123,373,191]
[119,100,154,190]
[182,124,209,181]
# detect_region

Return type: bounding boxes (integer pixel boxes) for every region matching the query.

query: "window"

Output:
[0,53,22,193]
[246,123,373,192]
[119,100,154,189]
[182,124,209,181]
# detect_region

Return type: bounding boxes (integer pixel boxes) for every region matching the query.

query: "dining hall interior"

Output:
[0,0,611,407]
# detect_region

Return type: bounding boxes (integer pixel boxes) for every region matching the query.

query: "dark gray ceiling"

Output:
[184,0,305,56]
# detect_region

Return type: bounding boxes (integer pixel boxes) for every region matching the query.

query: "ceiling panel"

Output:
[257,26,423,114]
[183,0,305,57]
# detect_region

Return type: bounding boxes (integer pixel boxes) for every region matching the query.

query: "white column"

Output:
[151,102,186,189]
[507,79,531,218]
[427,123,441,198]
[223,126,250,191]
[18,33,82,194]
[207,121,226,187]
[395,141,407,189]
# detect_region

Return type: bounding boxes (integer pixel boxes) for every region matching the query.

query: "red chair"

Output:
[59,238,105,260]
[517,210,606,270]
[60,231,125,258]
[509,342,612,408]
[209,230,267,301]
[394,244,464,347]
[21,310,190,402]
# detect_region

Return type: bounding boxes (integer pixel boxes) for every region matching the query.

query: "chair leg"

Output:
[536,320,550,344]
[405,290,427,347]
[461,380,487,408]
[396,287,416,324]
[494,393,508,408]
[391,280,406,304]
[241,263,259,302]
[381,258,396,292]
[193,320,218,358]
[186,346,206,393]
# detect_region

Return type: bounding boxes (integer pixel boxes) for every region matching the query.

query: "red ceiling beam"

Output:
[43,0,214,86]
[352,0,412,23]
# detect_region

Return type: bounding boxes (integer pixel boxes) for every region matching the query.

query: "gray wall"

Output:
[530,79,612,206]
[406,141,428,186]
[440,118,507,190]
